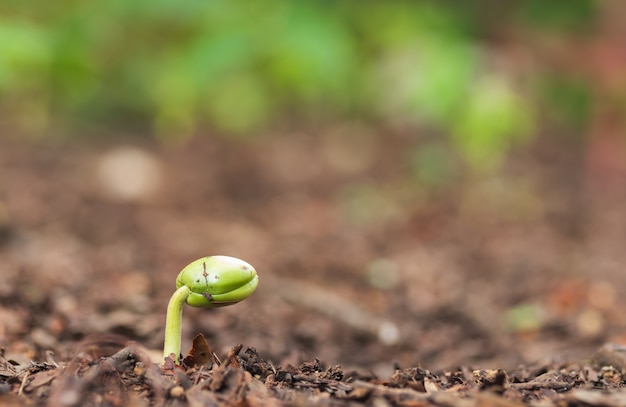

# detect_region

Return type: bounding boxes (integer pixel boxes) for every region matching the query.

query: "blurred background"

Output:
[1,0,626,376]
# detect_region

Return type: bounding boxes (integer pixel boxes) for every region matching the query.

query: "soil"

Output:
[2,129,626,406]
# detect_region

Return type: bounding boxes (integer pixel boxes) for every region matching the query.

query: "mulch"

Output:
[3,335,626,406]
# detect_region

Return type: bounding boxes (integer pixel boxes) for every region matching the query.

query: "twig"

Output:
[18,370,30,396]
[509,381,572,391]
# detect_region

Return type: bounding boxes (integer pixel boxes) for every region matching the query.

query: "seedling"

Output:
[163,255,259,364]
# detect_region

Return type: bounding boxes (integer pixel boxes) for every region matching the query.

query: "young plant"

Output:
[163,255,259,364]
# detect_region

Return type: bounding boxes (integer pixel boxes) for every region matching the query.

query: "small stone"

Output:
[169,386,185,398]
[96,146,162,202]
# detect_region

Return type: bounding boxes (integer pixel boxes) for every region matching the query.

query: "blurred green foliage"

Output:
[0,1,598,172]
[521,0,596,31]
[506,302,545,333]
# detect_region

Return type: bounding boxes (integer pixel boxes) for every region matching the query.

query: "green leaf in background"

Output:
[203,72,272,136]
[451,75,534,174]
[376,37,477,124]
[151,30,259,140]
[360,2,477,125]
[521,0,597,32]
[0,21,50,89]
[0,20,52,133]
[506,303,544,333]
[0,0,599,169]
[265,3,356,107]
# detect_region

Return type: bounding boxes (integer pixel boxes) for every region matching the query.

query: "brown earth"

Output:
[1,128,626,406]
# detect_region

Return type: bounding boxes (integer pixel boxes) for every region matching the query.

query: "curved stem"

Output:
[163,285,191,364]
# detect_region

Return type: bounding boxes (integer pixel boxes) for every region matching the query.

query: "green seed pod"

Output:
[175,255,259,307]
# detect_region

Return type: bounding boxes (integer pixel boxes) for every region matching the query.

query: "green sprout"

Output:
[163,255,259,364]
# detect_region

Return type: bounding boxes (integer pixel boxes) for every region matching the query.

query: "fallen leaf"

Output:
[183,333,213,368]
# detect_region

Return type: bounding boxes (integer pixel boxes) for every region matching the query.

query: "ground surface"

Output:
[1,131,626,406]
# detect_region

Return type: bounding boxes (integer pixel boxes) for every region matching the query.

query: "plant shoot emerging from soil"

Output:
[163,255,259,364]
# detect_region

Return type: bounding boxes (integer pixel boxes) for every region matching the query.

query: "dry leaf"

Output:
[183,333,213,368]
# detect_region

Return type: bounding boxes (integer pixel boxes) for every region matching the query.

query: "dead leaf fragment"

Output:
[183,333,213,368]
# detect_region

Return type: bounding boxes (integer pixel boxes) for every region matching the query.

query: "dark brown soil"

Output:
[2,130,626,406]
[5,338,626,407]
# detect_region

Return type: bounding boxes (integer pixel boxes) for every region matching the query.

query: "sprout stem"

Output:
[163,285,191,363]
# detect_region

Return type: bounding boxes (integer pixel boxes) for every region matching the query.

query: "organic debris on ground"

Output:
[2,135,626,406]
[3,337,626,406]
